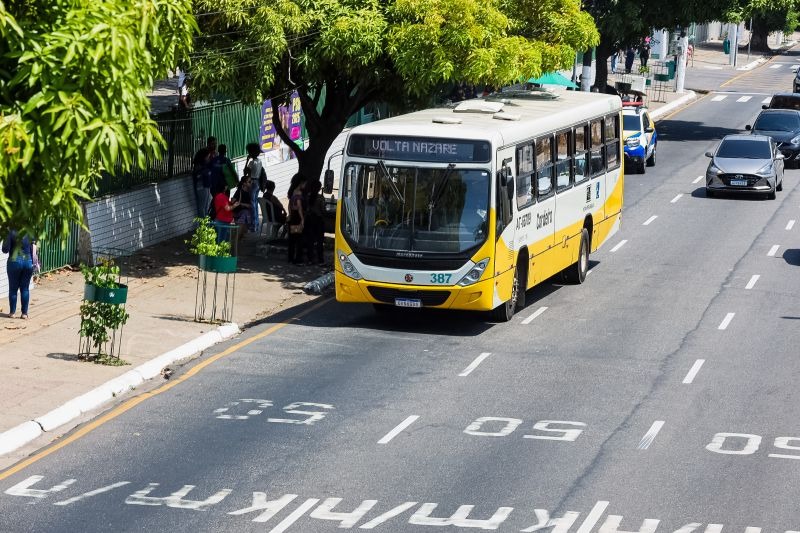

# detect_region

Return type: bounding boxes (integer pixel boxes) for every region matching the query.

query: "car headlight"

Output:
[755,163,774,176]
[337,250,362,280]
[457,258,489,287]
[625,137,641,148]
[791,135,800,145]
[707,163,723,175]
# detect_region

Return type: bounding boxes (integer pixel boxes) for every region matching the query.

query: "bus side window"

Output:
[516,143,535,209]
[536,136,554,200]
[604,114,620,171]
[556,130,572,192]
[496,169,513,238]
[589,120,604,177]
[574,124,589,185]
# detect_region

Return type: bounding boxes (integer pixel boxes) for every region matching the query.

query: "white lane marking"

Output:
[768,245,780,257]
[459,352,492,377]
[770,64,782,69]
[786,220,796,230]
[711,95,727,101]
[54,482,131,506]
[585,267,594,276]
[693,175,704,184]
[378,415,420,444]
[521,306,548,325]
[682,359,706,384]
[745,274,760,290]
[610,240,628,253]
[637,420,666,449]
[643,215,658,226]
[736,95,752,102]
[718,312,735,330]
[575,501,610,533]
[671,194,683,203]
[762,97,772,104]
[268,498,320,533]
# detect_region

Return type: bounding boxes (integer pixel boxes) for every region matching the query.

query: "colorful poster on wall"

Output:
[259,91,303,163]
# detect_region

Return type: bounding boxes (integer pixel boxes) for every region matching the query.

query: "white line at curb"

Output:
[0,322,240,456]
[737,57,768,71]
[650,90,697,120]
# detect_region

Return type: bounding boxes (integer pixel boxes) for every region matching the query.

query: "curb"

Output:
[650,90,697,120]
[0,322,240,457]
[737,57,768,71]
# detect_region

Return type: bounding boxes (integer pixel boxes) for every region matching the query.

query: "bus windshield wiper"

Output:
[428,163,457,211]
[377,160,404,203]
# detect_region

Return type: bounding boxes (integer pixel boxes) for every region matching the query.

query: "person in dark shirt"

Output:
[2,230,38,319]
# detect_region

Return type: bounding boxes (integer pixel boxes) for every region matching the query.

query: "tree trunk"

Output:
[749,17,771,53]
[593,38,613,94]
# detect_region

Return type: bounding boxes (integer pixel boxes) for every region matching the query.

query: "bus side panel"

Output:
[605,163,624,220]
[552,184,590,275]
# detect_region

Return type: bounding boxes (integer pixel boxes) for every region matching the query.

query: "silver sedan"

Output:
[705,134,785,199]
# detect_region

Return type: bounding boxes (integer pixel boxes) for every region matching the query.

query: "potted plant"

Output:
[187,217,237,273]
[79,260,129,364]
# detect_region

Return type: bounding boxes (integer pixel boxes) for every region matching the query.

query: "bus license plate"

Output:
[730,179,747,186]
[395,298,422,308]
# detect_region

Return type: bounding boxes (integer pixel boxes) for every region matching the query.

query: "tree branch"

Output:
[271,98,302,159]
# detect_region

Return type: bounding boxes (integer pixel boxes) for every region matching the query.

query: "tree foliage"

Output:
[0,0,195,242]
[725,0,800,51]
[191,0,598,182]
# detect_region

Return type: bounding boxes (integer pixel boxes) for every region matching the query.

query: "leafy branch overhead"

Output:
[190,0,598,181]
[0,0,195,239]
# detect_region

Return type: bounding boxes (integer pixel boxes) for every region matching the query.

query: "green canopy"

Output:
[527,72,578,88]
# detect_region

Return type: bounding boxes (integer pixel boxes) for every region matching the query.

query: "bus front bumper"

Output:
[335,270,498,311]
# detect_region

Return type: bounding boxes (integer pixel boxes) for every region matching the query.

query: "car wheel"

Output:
[646,145,657,167]
[777,179,783,192]
[768,188,776,200]
[706,188,715,198]
[639,160,647,174]
[564,228,590,284]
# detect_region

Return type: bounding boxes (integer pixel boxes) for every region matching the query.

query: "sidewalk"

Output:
[0,232,329,466]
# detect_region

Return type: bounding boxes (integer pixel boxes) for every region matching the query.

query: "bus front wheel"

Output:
[491,263,524,322]
[564,228,589,284]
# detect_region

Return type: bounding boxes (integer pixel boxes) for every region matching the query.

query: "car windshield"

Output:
[753,112,800,131]
[623,114,641,131]
[768,96,800,110]
[341,163,490,254]
[716,139,771,159]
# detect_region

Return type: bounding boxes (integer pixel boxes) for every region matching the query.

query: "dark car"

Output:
[705,135,785,200]
[794,68,800,93]
[763,92,800,111]
[746,108,800,166]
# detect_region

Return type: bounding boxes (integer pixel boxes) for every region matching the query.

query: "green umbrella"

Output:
[527,72,578,88]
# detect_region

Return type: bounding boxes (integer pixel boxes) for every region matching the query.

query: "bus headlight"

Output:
[337,250,362,280]
[457,258,489,287]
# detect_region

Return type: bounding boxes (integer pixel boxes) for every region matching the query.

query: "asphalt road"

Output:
[1,56,800,533]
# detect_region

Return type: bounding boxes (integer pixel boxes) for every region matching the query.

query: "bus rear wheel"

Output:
[564,228,589,284]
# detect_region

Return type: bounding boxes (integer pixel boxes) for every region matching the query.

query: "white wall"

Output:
[0,250,8,299]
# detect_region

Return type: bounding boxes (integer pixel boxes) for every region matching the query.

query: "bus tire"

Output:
[565,228,590,284]
[491,265,522,322]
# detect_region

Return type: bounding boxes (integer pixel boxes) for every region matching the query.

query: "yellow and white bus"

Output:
[331,89,623,320]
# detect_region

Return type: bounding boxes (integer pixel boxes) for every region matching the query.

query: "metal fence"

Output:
[38,218,81,273]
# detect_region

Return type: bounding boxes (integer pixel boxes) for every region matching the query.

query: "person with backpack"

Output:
[244,143,266,233]
[211,144,238,191]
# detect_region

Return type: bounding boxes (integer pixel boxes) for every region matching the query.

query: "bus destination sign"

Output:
[347,135,491,163]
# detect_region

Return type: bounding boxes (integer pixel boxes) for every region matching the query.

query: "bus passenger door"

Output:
[494,150,516,286]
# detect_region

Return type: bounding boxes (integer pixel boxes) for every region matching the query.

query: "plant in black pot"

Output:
[79,260,129,365]
[187,217,236,273]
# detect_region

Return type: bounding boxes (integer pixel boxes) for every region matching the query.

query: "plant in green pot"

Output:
[79,260,130,365]
[187,217,236,273]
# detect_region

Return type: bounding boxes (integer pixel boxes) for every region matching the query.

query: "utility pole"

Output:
[581,47,593,92]
[675,28,689,94]
[748,17,752,61]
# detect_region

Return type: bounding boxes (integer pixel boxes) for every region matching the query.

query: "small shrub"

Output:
[186,217,231,257]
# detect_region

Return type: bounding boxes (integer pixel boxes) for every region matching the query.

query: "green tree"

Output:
[0,0,195,244]
[190,0,598,183]
[727,0,800,52]
[584,0,735,92]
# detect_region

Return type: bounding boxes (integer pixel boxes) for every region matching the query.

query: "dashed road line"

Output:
[521,306,548,325]
[736,95,752,102]
[786,220,796,231]
[770,64,782,69]
[745,274,760,290]
[718,312,735,331]
[378,416,419,444]
[682,359,706,384]
[638,421,665,449]
[459,353,491,377]
[711,95,727,102]
[610,240,628,253]
[768,245,780,257]
[643,215,658,226]
[693,175,704,184]
[671,194,683,203]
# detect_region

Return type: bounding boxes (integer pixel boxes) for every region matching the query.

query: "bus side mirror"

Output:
[323,169,335,194]
[498,167,509,187]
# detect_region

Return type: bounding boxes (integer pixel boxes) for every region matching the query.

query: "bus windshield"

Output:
[341,162,490,254]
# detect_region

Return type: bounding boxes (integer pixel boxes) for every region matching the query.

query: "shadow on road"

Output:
[656,120,742,143]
